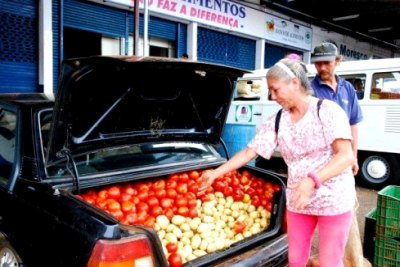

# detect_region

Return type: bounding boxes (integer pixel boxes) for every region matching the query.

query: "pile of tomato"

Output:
[78,169,281,267]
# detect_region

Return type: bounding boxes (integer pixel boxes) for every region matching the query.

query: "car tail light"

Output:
[87,235,155,267]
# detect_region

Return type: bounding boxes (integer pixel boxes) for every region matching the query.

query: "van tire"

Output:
[356,152,400,190]
[0,237,23,267]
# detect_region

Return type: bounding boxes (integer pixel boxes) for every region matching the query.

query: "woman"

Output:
[199,58,356,267]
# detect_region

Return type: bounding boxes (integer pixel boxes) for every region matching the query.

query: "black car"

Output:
[0,56,287,267]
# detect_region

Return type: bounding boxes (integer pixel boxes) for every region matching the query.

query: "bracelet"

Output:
[307,172,322,189]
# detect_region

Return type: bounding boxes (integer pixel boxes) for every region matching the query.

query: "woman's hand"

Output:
[287,177,315,209]
[198,170,214,196]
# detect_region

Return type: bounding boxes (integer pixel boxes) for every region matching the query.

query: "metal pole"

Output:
[143,0,149,56]
[134,0,140,56]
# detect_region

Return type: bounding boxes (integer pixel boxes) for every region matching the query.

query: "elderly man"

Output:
[310,42,367,267]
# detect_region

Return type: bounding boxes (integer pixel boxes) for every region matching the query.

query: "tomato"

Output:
[231,177,240,187]
[185,192,196,199]
[188,170,199,180]
[147,196,159,207]
[122,185,136,195]
[136,210,147,224]
[223,186,233,197]
[233,221,246,234]
[96,198,108,210]
[246,187,257,197]
[124,212,138,225]
[136,202,149,212]
[82,195,95,205]
[188,207,198,218]
[167,174,179,182]
[251,197,260,207]
[266,202,273,212]
[144,216,156,228]
[163,208,174,220]
[175,197,187,207]
[155,188,167,199]
[240,175,250,185]
[119,192,132,202]
[232,188,244,201]
[242,170,252,179]
[107,186,121,200]
[187,198,197,208]
[177,206,189,217]
[107,199,121,212]
[273,184,281,192]
[131,196,140,205]
[168,253,183,267]
[97,189,108,200]
[121,201,135,213]
[213,180,226,192]
[137,190,149,201]
[178,173,190,183]
[152,179,165,190]
[166,188,178,199]
[110,209,124,221]
[166,242,178,254]
[160,198,173,209]
[187,180,199,194]
[150,205,163,217]
[166,180,177,190]
[176,183,188,195]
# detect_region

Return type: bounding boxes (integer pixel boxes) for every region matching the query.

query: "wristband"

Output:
[307,172,322,189]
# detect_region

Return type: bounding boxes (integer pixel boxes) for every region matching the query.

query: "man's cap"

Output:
[311,42,338,63]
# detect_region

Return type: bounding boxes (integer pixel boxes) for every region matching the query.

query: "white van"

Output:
[223,58,400,189]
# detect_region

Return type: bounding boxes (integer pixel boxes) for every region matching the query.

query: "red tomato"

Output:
[160,198,173,209]
[107,186,121,200]
[176,183,188,195]
[110,210,124,221]
[96,198,108,210]
[136,202,149,212]
[168,253,183,267]
[119,192,132,202]
[185,192,196,199]
[82,195,95,205]
[187,180,199,194]
[266,202,273,212]
[187,198,197,208]
[246,187,257,197]
[233,221,246,234]
[152,179,165,190]
[155,189,167,199]
[167,174,179,182]
[144,216,156,228]
[166,188,177,199]
[232,188,245,201]
[166,180,177,190]
[131,196,140,205]
[188,207,198,218]
[136,210,147,224]
[166,242,178,254]
[147,196,159,207]
[175,197,188,207]
[97,189,108,200]
[121,201,135,213]
[163,208,174,220]
[150,205,163,217]
[240,175,250,185]
[273,184,281,192]
[189,170,200,180]
[137,190,149,201]
[122,185,136,195]
[178,173,190,183]
[124,212,138,225]
[223,186,233,197]
[177,206,189,217]
[107,199,121,212]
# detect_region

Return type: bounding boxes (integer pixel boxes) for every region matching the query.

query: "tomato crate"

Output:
[376,185,400,237]
[363,208,376,263]
[374,236,400,267]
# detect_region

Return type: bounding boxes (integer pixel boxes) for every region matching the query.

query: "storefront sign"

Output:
[94,0,312,51]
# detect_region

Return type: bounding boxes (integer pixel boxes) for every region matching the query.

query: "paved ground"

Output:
[311,185,379,263]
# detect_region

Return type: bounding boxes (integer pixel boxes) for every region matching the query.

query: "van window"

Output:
[0,108,16,184]
[371,71,400,99]
[342,74,366,100]
[234,79,262,100]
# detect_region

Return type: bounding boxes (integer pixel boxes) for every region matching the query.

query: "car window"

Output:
[0,108,16,185]
[341,74,366,100]
[371,71,400,99]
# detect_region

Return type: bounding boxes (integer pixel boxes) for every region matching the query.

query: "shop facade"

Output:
[0,0,394,95]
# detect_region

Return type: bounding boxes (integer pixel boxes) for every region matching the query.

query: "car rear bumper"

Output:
[214,233,288,267]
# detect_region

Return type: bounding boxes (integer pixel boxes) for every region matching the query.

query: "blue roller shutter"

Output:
[264,43,302,68]
[197,28,255,70]
[0,0,38,93]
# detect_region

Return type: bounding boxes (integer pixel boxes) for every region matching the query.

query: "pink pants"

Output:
[286,210,352,267]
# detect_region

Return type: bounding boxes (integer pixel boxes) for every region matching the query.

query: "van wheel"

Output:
[356,153,400,190]
[0,238,22,267]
